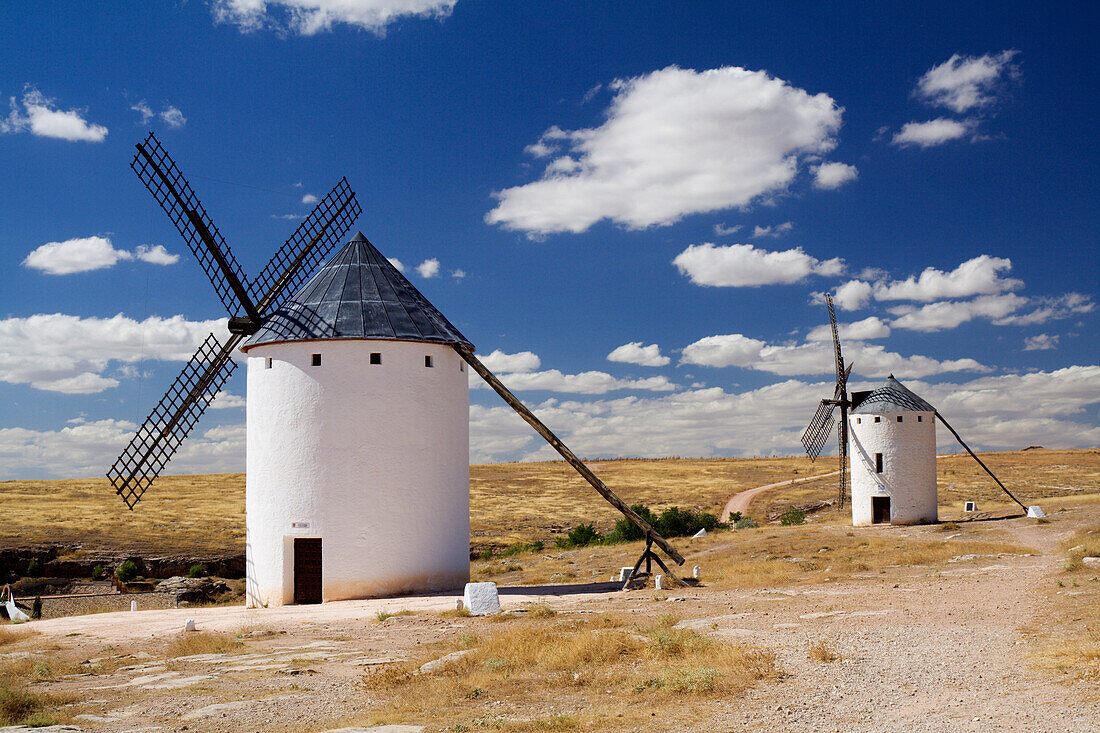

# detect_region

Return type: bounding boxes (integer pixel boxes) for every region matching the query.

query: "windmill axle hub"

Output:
[228,316,261,335]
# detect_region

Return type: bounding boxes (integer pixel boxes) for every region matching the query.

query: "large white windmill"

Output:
[110,136,687,606]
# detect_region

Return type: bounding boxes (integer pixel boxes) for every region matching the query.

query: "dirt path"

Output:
[722,470,840,520]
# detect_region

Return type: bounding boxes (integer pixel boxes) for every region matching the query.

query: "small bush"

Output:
[556,523,603,549]
[499,540,545,557]
[734,517,759,530]
[23,560,41,578]
[808,640,841,663]
[779,507,805,526]
[0,684,46,726]
[726,511,742,525]
[90,564,105,580]
[187,564,206,578]
[115,560,138,583]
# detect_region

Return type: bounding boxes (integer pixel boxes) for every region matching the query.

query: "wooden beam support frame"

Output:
[457,346,685,569]
[621,533,687,590]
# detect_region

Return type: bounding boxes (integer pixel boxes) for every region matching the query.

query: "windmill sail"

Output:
[107,333,240,509]
[110,135,360,509]
[801,400,836,460]
[131,133,254,318]
[248,178,361,312]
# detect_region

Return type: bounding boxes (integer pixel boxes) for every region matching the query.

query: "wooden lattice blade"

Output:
[248,178,361,314]
[107,333,239,509]
[131,132,252,317]
[801,400,836,461]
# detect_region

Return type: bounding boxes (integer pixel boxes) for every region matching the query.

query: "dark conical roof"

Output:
[851,375,935,414]
[242,232,473,350]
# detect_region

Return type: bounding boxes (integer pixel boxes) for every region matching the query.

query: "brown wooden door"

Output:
[293,538,322,604]
[872,496,890,525]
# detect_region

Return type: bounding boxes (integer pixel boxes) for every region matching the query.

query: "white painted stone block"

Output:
[1027,506,1045,518]
[463,582,500,616]
[131,600,137,612]
[692,528,707,538]
[655,575,664,590]
[692,565,700,579]
[619,567,634,582]
[1081,557,1100,568]
[184,618,196,632]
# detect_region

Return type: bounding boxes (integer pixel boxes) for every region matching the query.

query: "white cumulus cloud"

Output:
[888,293,1030,332]
[130,100,187,128]
[752,222,794,238]
[212,0,457,35]
[387,257,405,272]
[806,316,891,342]
[607,342,670,367]
[0,313,226,393]
[22,236,178,275]
[916,51,1020,113]
[1023,334,1058,351]
[813,161,858,189]
[892,118,971,148]
[673,242,844,287]
[301,193,319,204]
[486,65,844,236]
[680,332,986,379]
[872,255,1023,302]
[479,349,541,374]
[1,87,107,142]
[416,258,440,278]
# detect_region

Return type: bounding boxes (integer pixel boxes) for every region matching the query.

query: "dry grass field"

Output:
[2,448,1094,557]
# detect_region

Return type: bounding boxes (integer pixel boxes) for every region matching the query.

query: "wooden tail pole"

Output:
[934,412,1027,512]
[457,346,685,566]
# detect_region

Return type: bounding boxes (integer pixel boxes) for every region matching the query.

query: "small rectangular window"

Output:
[897,416,903,422]
[875,453,883,473]
[264,357,272,370]
[856,417,861,424]
[369,352,382,365]
[917,415,923,422]
[460,363,464,372]
[874,416,881,423]
[311,353,321,366]
[424,355,434,368]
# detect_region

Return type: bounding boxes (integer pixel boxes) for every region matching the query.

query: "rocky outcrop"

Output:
[154,576,231,603]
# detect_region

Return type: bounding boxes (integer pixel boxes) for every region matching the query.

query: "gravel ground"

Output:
[18,592,178,620]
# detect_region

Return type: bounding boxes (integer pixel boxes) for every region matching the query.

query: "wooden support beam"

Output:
[457,346,685,566]
[935,412,1027,512]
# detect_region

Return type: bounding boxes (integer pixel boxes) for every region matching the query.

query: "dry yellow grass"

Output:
[1,449,1095,556]
[361,612,779,729]
[164,630,244,658]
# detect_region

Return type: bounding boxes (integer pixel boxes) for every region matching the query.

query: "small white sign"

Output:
[291,522,310,529]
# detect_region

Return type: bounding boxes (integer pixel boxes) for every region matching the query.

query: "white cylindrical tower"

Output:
[849,376,937,526]
[240,232,473,607]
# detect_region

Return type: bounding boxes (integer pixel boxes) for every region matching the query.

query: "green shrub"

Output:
[555,523,603,548]
[779,507,805,526]
[607,504,657,543]
[734,517,759,530]
[499,540,545,557]
[726,511,742,525]
[115,560,138,583]
[24,560,41,578]
[187,564,206,578]
[90,564,105,580]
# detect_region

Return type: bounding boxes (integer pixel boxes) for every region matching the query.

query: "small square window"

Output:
[264,357,272,370]
[897,416,903,422]
[874,416,881,423]
[311,353,321,366]
[369,352,382,365]
[424,355,434,368]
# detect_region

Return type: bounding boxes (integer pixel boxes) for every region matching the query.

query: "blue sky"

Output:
[1,1,1097,479]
